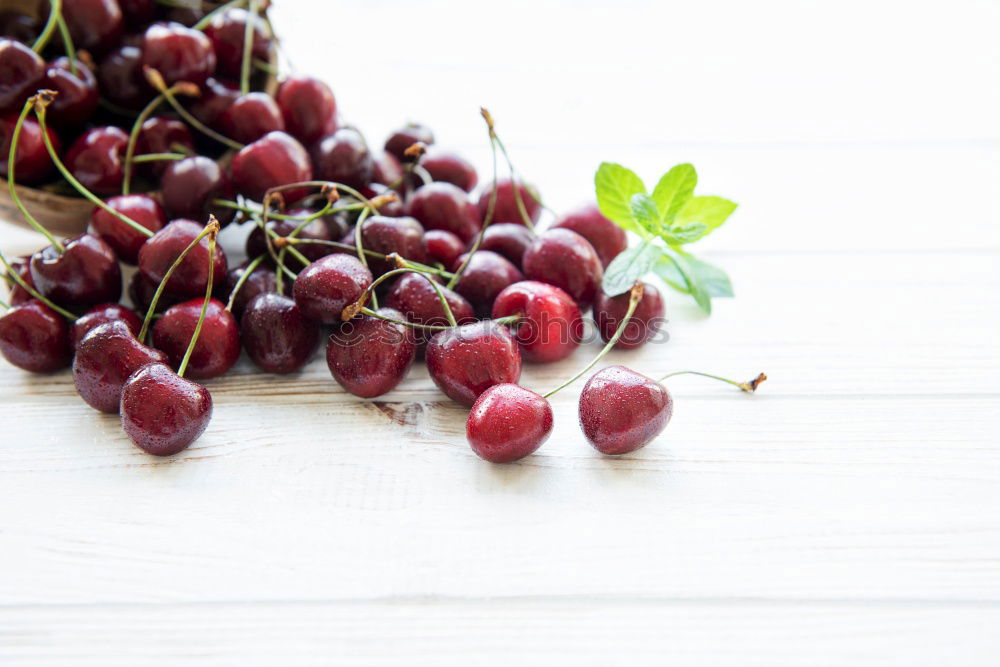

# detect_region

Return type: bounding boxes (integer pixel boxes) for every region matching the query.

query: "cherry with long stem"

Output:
[31,0,61,53]
[144,68,244,151]
[177,231,219,378]
[342,267,457,326]
[659,370,768,393]
[7,98,64,252]
[224,253,267,312]
[0,251,77,320]
[122,84,196,195]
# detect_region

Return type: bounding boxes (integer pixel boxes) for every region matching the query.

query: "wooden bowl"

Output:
[0,180,94,236]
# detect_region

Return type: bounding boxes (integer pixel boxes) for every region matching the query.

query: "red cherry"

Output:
[425,320,521,406]
[73,320,168,413]
[522,229,603,306]
[326,307,417,398]
[203,8,271,77]
[120,362,212,456]
[62,0,123,56]
[29,233,122,310]
[384,271,475,335]
[128,271,183,314]
[552,203,627,268]
[160,156,235,226]
[152,298,240,379]
[359,182,404,217]
[371,151,402,187]
[593,281,666,349]
[64,126,129,196]
[241,292,319,374]
[141,22,217,87]
[352,215,427,276]
[491,280,583,363]
[138,220,228,299]
[246,215,334,264]
[97,45,151,110]
[404,181,481,243]
[276,75,336,145]
[292,254,372,324]
[220,92,285,144]
[89,194,166,264]
[421,147,477,192]
[224,261,277,319]
[0,300,71,373]
[449,250,523,317]
[423,229,464,268]
[71,302,141,350]
[311,128,373,190]
[384,123,434,161]
[0,39,44,113]
[0,12,40,43]
[0,112,59,185]
[42,57,99,129]
[137,116,194,176]
[477,222,534,268]
[189,77,239,127]
[466,384,553,463]
[2,255,33,306]
[579,365,673,455]
[230,131,312,203]
[477,178,541,226]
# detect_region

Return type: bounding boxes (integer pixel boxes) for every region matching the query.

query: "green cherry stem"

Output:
[272,199,335,286]
[224,253,266,312]
[177,229,218,378]
[54,13,78,76]
[132,152,187,164]
[659,370,768,393]
[542,282,644,399]
[280,238,453,278]
[493,134,535,231]
[342,267,457,326]
[144,67,245,151]
[357,307,450,331]
[192,0,248,30]
[240,0,260,94]
[7,97,64,252]
[0,297,9,310]
[31,0,61,53]
[122,89,175,195]
[0,251,77,320]
[351,208,379,308]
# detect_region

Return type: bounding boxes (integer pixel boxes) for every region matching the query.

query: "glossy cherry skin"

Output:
[65,126,128,196]
[62,0,123,56]
[138,116,194,176]
[491,280,583,363]
[371,151,402,187]
[0,300,71,373]
[0,113,59,185]
[467,384,553,463]
[73,320,168,413]
[522,229,603,306]
[311,128,373,190]
[326,307,416,397]
[203,8,271,78]
[355,215,427,276]
[477,223,534,268]
[552,203,628,268]
[220,92,285,145]
[360,182,405,217]
[405,182,481,244]
[190,77,239,127]
[385,272,475,339]
[89,194,166,264]
[71,302,141,350]
[128,271,183,313]
[224,261,277,319]
[292,254,372,324]
[276,75,336,146]
[97,45,150,109]
[425,320,521,406]
[450,250,523,317]
[152,298,240,379]
[593,281,666,349]
[0,39,44,113]
[29,234,122,310]
[120,362,212,456]
[42,58,99,129]
[384,123,434,161]
[138,220,228,299]
[231,131,313,203]
[423,229,465,268]
[421,148,477,192]
[160,156,235,226]
[241,293,319,374]
[3,255,33,306]
[142,22,216,87]
[579,365,673,455]
[477,178,541,226]
[246,215,334,265]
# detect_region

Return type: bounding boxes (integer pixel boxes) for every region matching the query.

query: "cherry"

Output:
[421,148,477,192]
[2,255,34,306]
[71,302,141,350]
[450,250,523,317]
[0,39,44,114]
[241,292,319,374]
[425,320,521,406]
[466,384,553,463]
[477,178,541,226]
[276,75,336,146]
[62,0,123,56]
[29,234,122,310]
[120,0,156,26]
[230,131,313,203]
[89,194,166,264]
[128,271,183,313]
[491,280,583,363]
[0,300,71,373]
[423,229,465,268]
[64,126,129,196]
[220,92,285,145]
[593,281,665,349]
[138,220,228,299]
[0,112,59,185]
[311,128,374,190]
[224,261,277,319]
[326,307,417,397]
[0,12,39,43]
[120,362,212,456]
[203,8,271,78]
[384,123,434,161]
[372,151,402,187]
[354,215,427,276]
[160,156,235,226]
[522,229,603,306]
[97,45,150,110]
[189,77,239,127]
[359,182,404,217]
[578,365,673,455]
[385,272,475,332]
[404,182,481,243]
[141,22,216,88]
[552,203,627,268]
[162,6,206,28]
[137,116,194,176]
[292,254,372,324]
[246,215,334,264]
[73,320,167,412]
[42,58,99,129]
[477,223,534,268]
[152,298,240,379]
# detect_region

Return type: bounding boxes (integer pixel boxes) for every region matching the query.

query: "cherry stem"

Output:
[224,253,266,312]
[33,94,154,239]
[145,68,245,151]
[343,267,457,326]
[0,251,77,320]
[352,208,379,309]
[658,370,768,393]
[281,238,454,278]
[0,298,9,310]
[7,98,64,253]
[138,219,220,342]
[122,89,173,195]
[212,198,366,221]
[132,152,187,164]
[192,0,248,30]
[177,224,219,378]
[542,282,644,399]
[273,199,336,287]
[262,180,383,216]
[31,0,61,53]
[493,134,535,231]
[240,0,260,94]
[54,13,78,76]
[358,307,450,331]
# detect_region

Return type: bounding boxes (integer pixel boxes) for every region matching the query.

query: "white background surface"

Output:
[2,0,1000,663]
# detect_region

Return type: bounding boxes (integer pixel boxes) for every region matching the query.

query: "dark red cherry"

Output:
[326,307,416,397]
[120,0,156,26]
[0,12,40,43]
[423,229,464,268]
[97,45,150,109]
[384,123,434,161]
[29,234,122,309]
[203,8,271,78]
[311,128,373,190]
[71,302,141,349]
[42,57,98,128]
[224,261,277,319]
[220,92,285,145]
[292,254,372,324]
[0,39,44,113]
[522,229,603,306]
[276,75,336,146]
[189,77,239,127]
[450,250,523,317]
[246,214,333,264]
[89,194,166,264]
[477,178,541,226]
[142,22,216,87]
[138,220,228,299]
[73,320,168,412]
[120,362,212,456]
[230,131,313,203]
[241,292,318,374]
[385,272,475,334]
[152,298,240,379]
[128,271,183,313]
[355,215,426,276]
[552,203,627,268]
[477,223,534,268]
[0,112,59,185]
[467,384,552,463]
[593,281,666,349]
[579,365,673,455]
[491,280,583,363]
[160,156,235,226]
[63,0,123,56]
[2,255,33,306]
[0,300,70,373]
[137,116,194,176]
[425,320,521,406]
[64,126,128,196]
[405,181,481,243]
[359,182,404,217]
[162,6,205,27]
[421,148,477,192]
[371,151,402,186]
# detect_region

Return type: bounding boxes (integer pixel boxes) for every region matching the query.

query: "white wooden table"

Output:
[2,0,999,663]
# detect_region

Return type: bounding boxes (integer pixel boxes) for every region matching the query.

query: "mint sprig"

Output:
[595,162,737,314]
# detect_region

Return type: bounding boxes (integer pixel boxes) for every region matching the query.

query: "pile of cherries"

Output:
[0,0,764,463]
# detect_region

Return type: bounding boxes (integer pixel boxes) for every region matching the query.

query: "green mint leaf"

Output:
[629,193,661,235]
[655,252,711,313]
[675,250,734,297]
[595,162,646,233]
[651,163,697,224]
[663,222,709,245]
[674,196,738,236]
[601,241,663,297]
